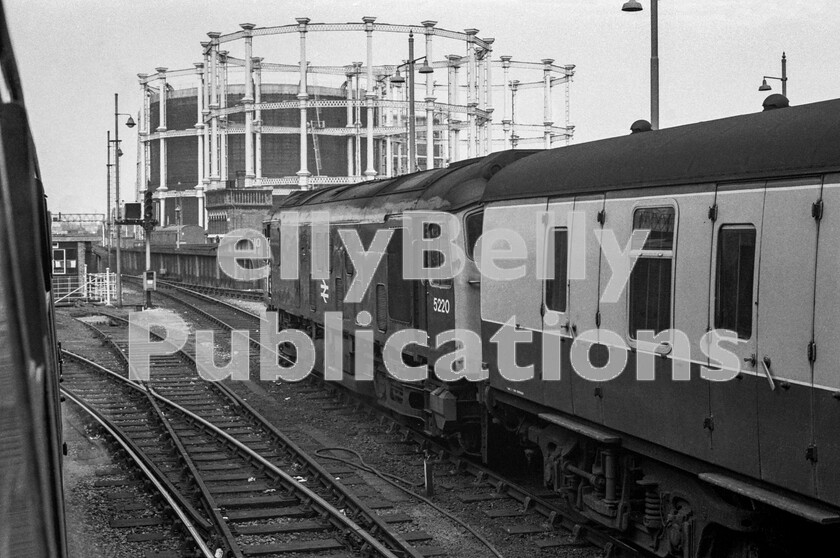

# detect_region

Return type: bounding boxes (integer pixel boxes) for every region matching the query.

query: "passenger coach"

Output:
[479,97,840,556]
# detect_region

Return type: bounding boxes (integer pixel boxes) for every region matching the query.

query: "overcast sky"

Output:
[5,0,837,214]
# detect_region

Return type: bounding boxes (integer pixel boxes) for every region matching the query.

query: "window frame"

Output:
[463,208,484,262]
[543,226,570,318]
[625,201,678,353]
[713,224,757,341]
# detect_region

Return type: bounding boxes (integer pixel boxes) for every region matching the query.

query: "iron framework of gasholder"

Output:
[136,18,575,227]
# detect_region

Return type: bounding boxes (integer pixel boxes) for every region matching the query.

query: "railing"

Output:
[53,270,116,305]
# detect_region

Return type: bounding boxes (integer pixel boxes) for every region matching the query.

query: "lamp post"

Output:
[106,131,113,275]
[112,92,136,307]
[758,52,787,97]
[622,0,659,130]
[389,31,433,174]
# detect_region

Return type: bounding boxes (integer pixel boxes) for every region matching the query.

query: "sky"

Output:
[5,0,839,214]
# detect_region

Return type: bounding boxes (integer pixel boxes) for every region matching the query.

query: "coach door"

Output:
[813,176,840,505]
[756,178,820,496]
[540,198,575,414]
[567,193,606,424]
[708,183,764,477]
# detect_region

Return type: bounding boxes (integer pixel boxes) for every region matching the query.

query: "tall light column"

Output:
[219,51,229,184]
[363,16,377,180]
[622,0,658,129]
[241,23,256,187]
[296,17,311,189]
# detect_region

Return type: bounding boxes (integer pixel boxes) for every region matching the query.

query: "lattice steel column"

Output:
[501,56,512,149]
[363,16,377,180]
[200,42,211,195]
[543,58,554,149]
[194,62,205,228]
[484,38,494,154]
[447,55,461,163]
[465,28,478,159]
[345,69,354,177]
[296,17,311,189]
[241,23,256,187]
[156,67,168,226]
[254,57,263,184]
[423,20,436,170]
[207,32,221,189]
[220,50,229,183]
[137,73,148,200]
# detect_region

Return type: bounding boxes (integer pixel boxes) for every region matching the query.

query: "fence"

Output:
[53,268,116,305]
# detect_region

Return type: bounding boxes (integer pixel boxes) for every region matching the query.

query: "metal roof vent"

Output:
[762,93,790,111]
[630,119,652,134]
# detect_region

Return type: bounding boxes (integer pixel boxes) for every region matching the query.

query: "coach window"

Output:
[629,206,675,338]
[464,210,484,260]
[544,228,568,313]
[387,228,413,323]
[715,226,756,339]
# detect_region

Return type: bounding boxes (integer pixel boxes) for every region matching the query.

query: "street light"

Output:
[622,0,659,130]
[113,92,136,307]
[390,31,433,174]
[758,52,787,97]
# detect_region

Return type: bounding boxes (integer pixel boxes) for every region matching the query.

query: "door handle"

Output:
[761,355,776,391]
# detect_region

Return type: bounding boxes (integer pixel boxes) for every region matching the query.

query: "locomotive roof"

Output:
[484,97,840,202]
[271,149,538,219]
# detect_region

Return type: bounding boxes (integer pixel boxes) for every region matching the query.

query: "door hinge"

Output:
[540,302,546,317]
[708,204,718,222]
[806,444,818,463]
[808,341,817,363]
[597,209,606,226]
[812,199,824,221]
[595,311,601,328]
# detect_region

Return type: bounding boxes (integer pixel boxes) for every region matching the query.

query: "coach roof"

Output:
[484,97,840,202]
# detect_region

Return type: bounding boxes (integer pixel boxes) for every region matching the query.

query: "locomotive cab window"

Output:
[629,206,675,338]
[387,228,414,323]
[715,226,756,339]
[544,228,568,313]
[464,210,484,261]
[424,222,452,288]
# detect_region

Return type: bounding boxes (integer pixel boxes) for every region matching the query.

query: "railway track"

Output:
[61,380,216,558]
[129,278,638,557]
[59,312,422,558]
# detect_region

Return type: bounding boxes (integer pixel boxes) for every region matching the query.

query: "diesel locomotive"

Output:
[267,96,840,556]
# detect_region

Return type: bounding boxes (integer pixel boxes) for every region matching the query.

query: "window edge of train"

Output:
[714,224,757,341]
[464,208,484,262]
[543,226,569,322]
[425,220,453,290]
[626,203,678,355]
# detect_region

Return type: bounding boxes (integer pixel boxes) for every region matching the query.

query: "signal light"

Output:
[143,190,157,230]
